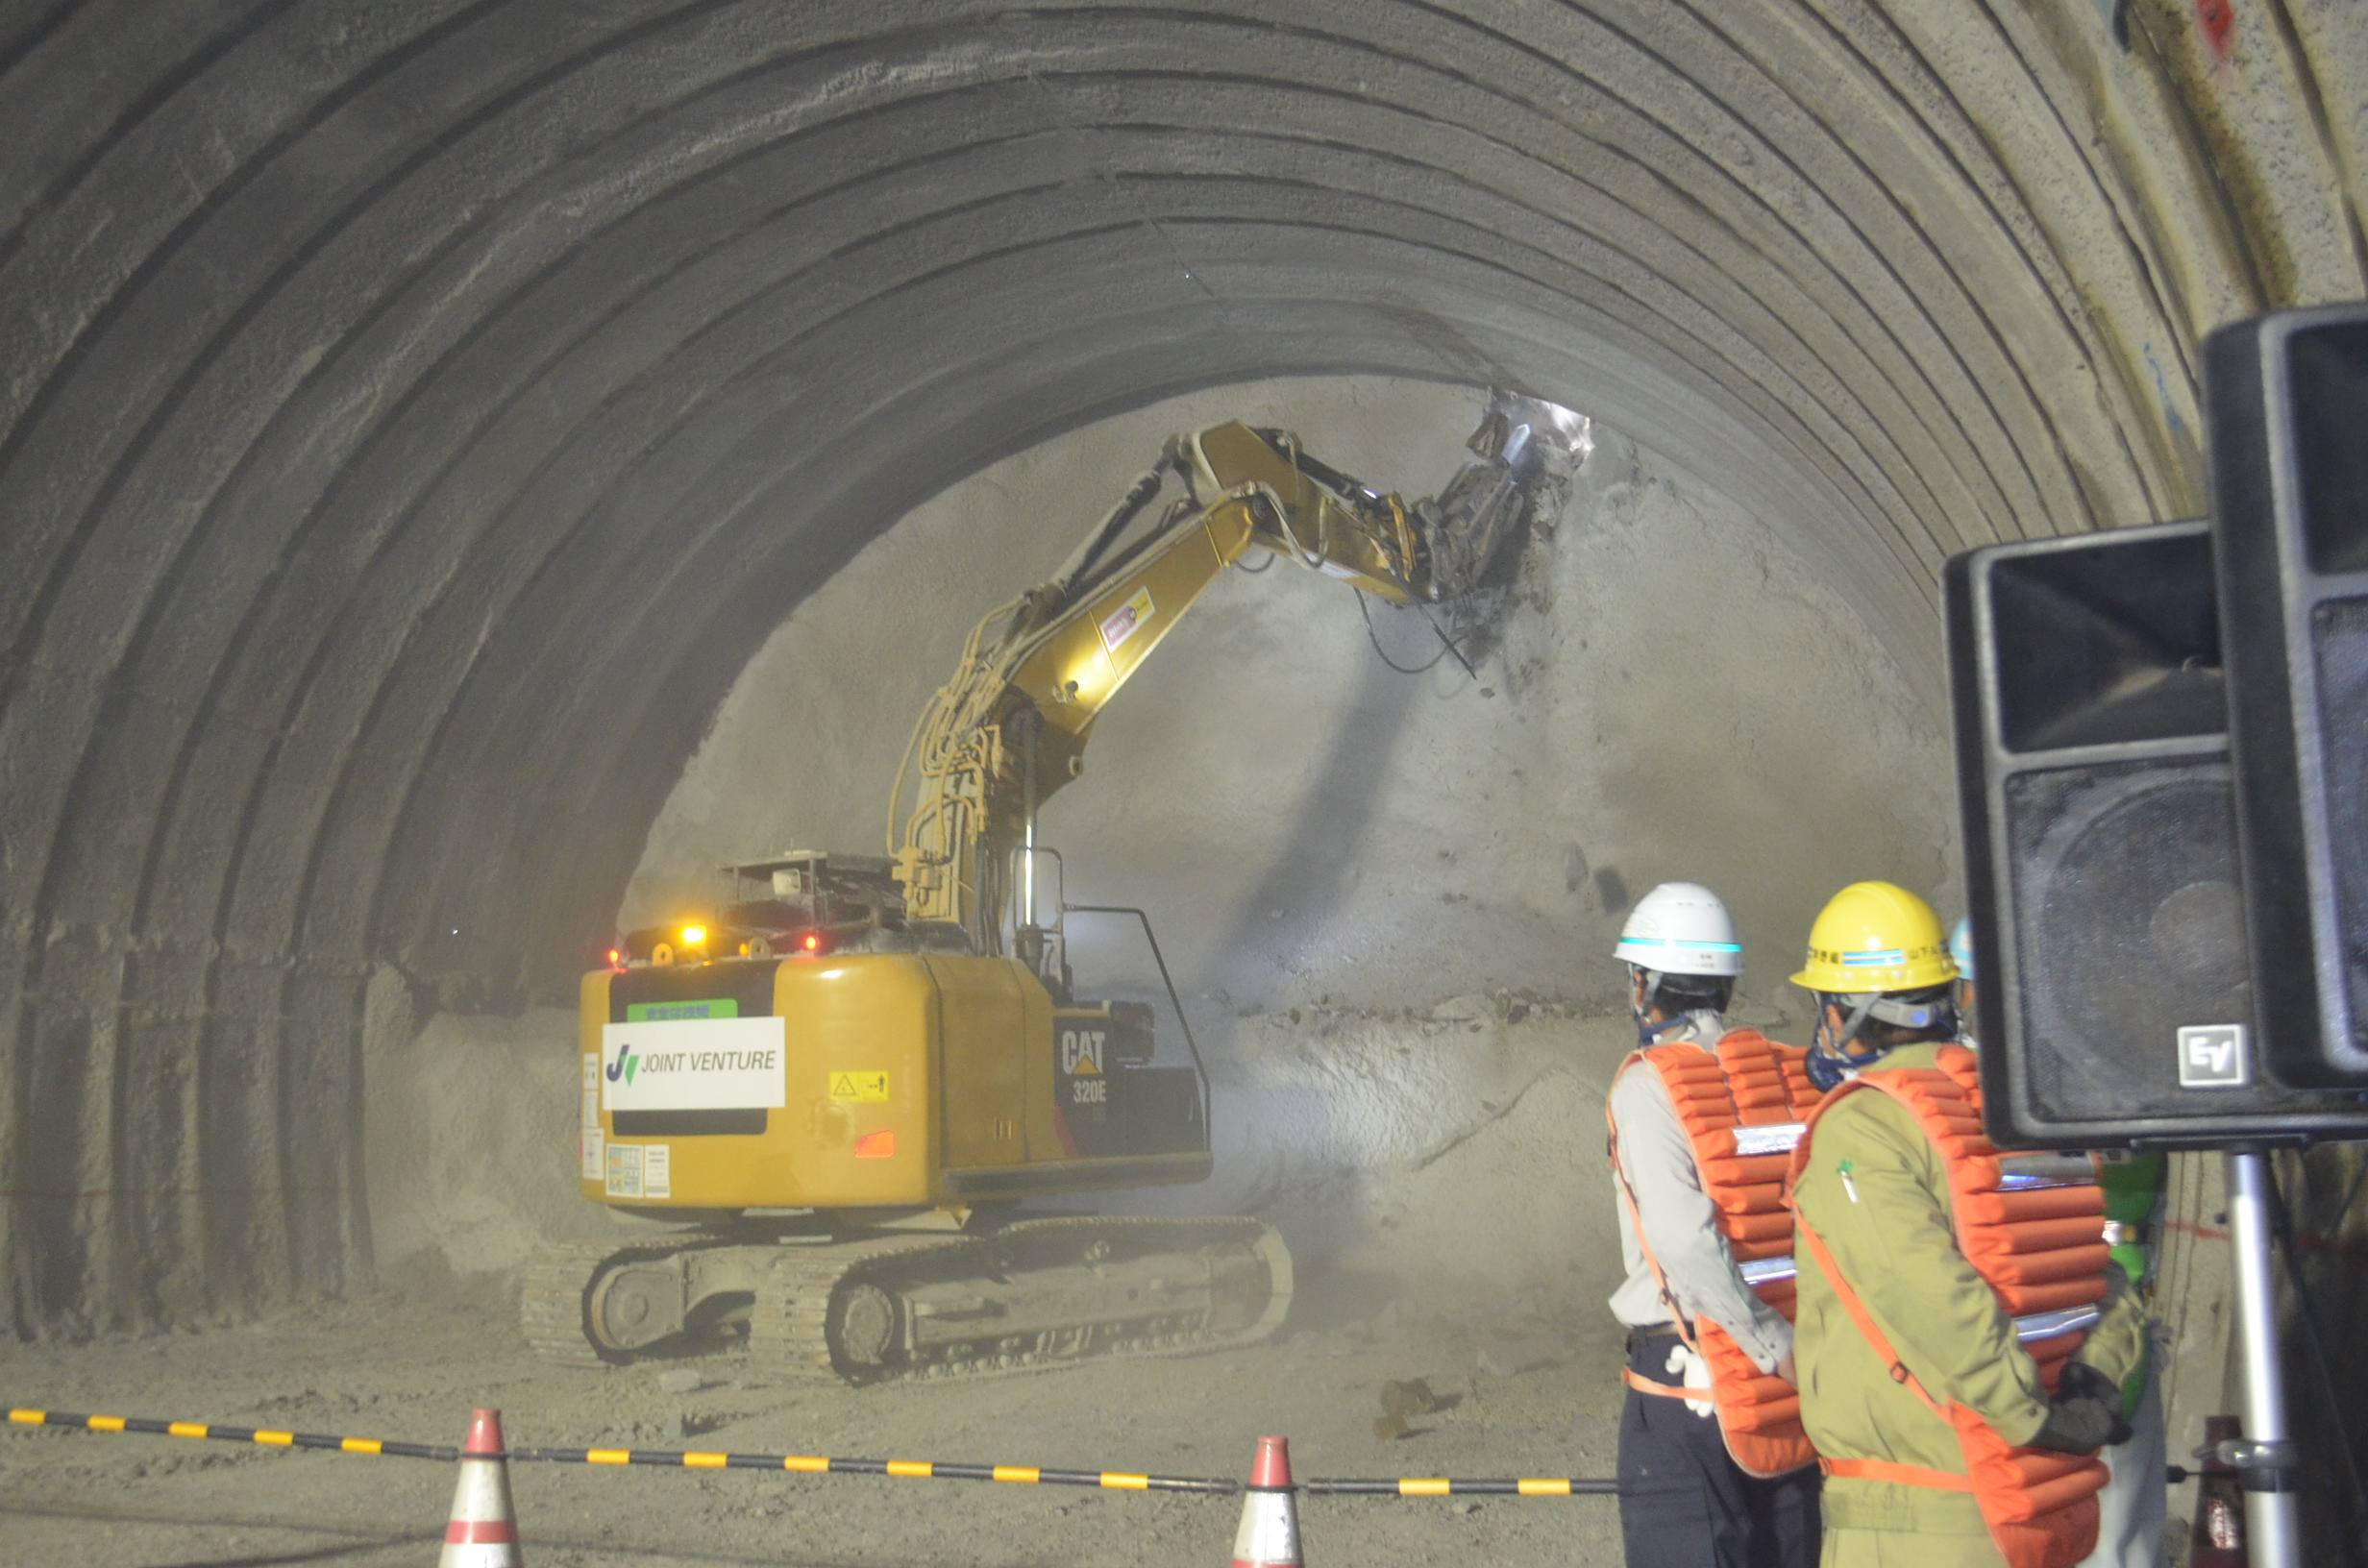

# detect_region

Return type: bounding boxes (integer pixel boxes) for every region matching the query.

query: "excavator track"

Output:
[750,1216,1292,1387]
[519,1238,743,1366]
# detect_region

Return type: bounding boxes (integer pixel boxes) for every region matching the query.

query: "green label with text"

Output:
[625,998,740,1022]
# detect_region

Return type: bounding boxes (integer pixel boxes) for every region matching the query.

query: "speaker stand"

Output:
[2222,1148,2306,1566]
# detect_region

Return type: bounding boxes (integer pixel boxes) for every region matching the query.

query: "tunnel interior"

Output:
[4,2,2367,1559]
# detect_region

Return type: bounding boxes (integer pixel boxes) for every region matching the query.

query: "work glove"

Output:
[2029,1362,2134,1453]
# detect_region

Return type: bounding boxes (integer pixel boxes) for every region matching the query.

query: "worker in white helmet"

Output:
[1603,882,1821,1568]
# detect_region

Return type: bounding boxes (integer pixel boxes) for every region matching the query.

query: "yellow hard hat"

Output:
[1791,881,1959,994]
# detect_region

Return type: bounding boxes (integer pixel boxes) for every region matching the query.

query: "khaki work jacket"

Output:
[1791,1045,2146,1538]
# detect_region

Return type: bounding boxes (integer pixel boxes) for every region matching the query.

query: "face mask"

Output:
[1805,1042,1852,1093]
[1638,1011,1699,1048]
[1629,966,1661,1046]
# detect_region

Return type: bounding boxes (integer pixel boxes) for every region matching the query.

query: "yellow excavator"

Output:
[523,393,1586,1383]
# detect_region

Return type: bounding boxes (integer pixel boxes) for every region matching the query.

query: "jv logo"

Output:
[605,1037,639,1087]
[2177,1024,2248,1089]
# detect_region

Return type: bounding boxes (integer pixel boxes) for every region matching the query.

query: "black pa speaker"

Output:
[1946,519,2368,1149]
[2207,306,2368,1088]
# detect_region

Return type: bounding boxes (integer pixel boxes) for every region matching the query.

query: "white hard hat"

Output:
[1615,882,1743,978]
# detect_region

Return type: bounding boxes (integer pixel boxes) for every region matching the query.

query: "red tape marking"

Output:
[2163,1219,2368,1273]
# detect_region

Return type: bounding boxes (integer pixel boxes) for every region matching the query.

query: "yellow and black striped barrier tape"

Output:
[7,1406,1612,1498]
[1301,1476,1616,1496]
[7,1407,456,1461]
[4,1409,1226,1492]
[529,1446,1224,1493]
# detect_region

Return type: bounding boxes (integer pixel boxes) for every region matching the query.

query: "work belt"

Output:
[1622,1319,1697,1402]
[1622,1367,1712,1401]
[1623,1321,1688,1351]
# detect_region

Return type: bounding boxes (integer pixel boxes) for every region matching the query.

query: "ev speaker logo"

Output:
[2177,1024,2250,1090]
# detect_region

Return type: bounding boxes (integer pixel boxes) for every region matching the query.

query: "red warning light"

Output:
[852,1129,896,1160]
[802,932,822,953]
[606,947,623,969]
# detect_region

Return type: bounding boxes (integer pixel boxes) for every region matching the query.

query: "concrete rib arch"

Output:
[0,0,2358,1328]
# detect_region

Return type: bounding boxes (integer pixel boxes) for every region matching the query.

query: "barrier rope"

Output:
[6,1408,456,1461]
[1304,1477,1617,1496]
[7,1406,1611,1498]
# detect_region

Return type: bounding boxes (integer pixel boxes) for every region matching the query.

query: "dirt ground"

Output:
[0,994,1635,1565]
[0,1263,1629,1566]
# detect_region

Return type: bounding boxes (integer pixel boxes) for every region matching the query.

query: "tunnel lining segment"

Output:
[0,0,2357,1329]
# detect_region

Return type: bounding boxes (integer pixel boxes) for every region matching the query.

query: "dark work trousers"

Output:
[1616,1330,1820,1568]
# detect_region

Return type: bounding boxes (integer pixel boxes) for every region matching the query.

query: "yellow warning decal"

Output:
[827,1070,890,1103]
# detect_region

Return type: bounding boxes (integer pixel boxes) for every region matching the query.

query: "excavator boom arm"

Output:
[890,394,1584,940]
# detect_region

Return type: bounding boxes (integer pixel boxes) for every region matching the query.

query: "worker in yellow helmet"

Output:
[1785,883,2146,1568]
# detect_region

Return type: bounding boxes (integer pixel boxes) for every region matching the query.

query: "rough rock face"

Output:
[3,2,2362,1338]
[630,379,1951,1023]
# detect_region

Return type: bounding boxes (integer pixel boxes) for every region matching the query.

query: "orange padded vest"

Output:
[1788,1045,2112,1568]
[1606,1028,1820,1478]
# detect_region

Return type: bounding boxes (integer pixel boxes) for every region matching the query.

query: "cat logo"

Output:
[1059,1028,1106,1076]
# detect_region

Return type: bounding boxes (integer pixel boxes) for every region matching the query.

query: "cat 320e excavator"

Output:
[523,393,1587,1384]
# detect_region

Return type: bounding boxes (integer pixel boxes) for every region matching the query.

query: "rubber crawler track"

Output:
[749,1216,1294,1387]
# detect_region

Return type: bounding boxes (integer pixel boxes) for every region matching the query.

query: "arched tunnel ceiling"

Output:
[0,0,2361,1328]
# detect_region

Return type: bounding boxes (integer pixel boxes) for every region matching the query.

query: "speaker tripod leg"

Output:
[2224,1149,2306,1567]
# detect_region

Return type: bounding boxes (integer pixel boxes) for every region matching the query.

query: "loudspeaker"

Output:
[2207,306,2368,1088]
[1946,519,2368,1148]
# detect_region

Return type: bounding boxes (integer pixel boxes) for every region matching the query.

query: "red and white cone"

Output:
[439,1408,523,1566]
[1228,1434,1301,1568]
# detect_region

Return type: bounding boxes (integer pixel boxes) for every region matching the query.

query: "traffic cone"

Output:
[1228,1434,1301,1568]
[439,1408,523,1566]
[2189,1415,2248,1567]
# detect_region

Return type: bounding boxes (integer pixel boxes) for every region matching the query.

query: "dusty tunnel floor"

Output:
[0,1273,1626,1566]
[9,990,1661,1563]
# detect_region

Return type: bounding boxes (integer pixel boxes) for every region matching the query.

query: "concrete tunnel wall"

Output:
[0,0,2362,1334]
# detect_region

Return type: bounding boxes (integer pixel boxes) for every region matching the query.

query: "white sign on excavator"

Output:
[601,1017,788,1112]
